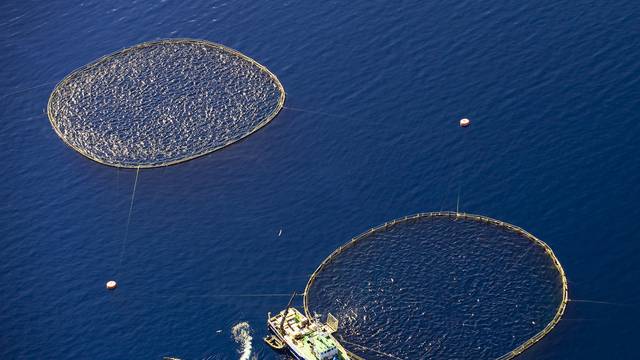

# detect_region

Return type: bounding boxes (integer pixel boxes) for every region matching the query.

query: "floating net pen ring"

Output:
[47,38,285,168]
[304,211,568,360]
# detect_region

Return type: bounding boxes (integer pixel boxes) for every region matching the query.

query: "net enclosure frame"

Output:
[46,38,286,168]
[304,211,568,360]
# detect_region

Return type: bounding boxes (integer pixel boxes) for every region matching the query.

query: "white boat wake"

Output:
[231,322,255,360]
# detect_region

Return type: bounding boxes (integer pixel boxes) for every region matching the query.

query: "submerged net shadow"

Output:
[47,39,285,168]
[305,212,568,360]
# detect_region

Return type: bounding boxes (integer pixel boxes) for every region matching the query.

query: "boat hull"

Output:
[268,322,306,360]
[267,307,350,360]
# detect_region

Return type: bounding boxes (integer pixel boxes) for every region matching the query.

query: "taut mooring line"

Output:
[0,80,58,100]
[283,105,352,120]
[455,117,470,213]
[177,293,305,298]
[569,299,633,307]
[338,337,404,360]
[118,166,141,270]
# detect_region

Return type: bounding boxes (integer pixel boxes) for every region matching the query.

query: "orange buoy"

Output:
[459,118,471,127]
[106,280,117,290]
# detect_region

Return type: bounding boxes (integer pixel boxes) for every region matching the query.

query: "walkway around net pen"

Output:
[47,39,285,168]
[303,211,568,360]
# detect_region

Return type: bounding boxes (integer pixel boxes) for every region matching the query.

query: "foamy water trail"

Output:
[231,322,253,360]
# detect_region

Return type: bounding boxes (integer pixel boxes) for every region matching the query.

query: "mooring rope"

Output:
[118,166,140,269]
[0,80,58,100]
[455,117,471,213]
[338,337,403,360]
[283,105,353,120]
[569,299,633,307]
[185,293,304,298]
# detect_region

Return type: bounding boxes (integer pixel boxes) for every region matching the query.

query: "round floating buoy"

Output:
[106,280,117,290]
[460,118,471,127]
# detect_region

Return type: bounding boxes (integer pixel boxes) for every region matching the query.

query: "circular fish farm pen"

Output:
[47,39,285,168]
[304,212,568,360]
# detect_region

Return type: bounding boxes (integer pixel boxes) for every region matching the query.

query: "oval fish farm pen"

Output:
[47,38,285,168]
[304,211,568,360]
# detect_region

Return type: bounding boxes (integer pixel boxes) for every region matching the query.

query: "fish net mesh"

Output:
[304,212,567,360]
[47,39,285,168]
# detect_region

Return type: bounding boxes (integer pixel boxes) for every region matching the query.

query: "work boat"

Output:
[265,306,351,360]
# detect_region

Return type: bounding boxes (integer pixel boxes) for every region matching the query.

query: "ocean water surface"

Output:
[1,0,639,359]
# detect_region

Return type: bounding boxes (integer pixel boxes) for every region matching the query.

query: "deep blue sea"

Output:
[1,0,639,359]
